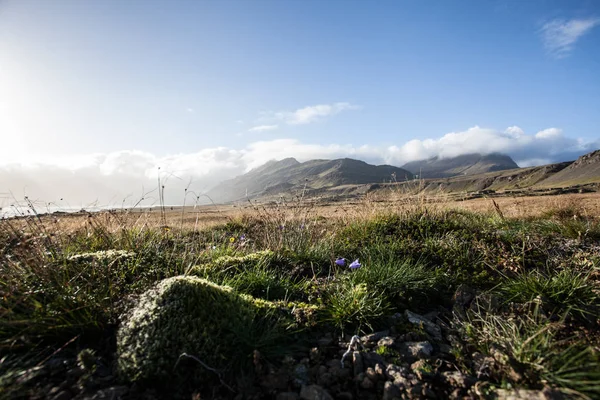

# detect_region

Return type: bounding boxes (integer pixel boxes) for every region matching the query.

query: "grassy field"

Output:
[1,192,599,399]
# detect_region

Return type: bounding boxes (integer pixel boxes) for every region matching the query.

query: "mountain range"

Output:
[207,158,412,203]
[207,150,600,204]
[401,153,519,179]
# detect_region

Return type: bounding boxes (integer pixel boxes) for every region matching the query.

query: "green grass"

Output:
[458,306,600,398]
[497,267,599,321]
[1,205,599,397]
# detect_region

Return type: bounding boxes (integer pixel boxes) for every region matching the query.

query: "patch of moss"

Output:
[116,276,279,387]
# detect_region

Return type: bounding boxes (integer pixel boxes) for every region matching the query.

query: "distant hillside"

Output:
[371,149,600,198]
[207,158,413,203]
[536,150,600,188]
[401,153,519,179]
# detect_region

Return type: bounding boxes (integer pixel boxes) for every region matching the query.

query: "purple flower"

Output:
[349,259,361,269]
[240,234,246,241]
[335,257,346,267]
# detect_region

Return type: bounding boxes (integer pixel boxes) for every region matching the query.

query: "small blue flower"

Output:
[349,259,361,269]
[240,234,246,241]
[335,257,346,267]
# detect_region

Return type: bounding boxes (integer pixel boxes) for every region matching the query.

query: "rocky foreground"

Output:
[11,280,569,400]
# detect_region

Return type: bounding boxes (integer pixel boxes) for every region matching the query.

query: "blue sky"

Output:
[0,0,599,206]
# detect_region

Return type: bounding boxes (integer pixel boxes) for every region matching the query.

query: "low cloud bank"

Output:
[1,126,597,210]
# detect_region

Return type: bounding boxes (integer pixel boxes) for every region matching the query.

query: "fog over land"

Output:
[1,126,597,208]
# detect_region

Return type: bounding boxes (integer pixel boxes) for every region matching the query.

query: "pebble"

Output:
[365,367,377,381]
[399,341,434,359]
[374,363,385,378]
[404,311,443,342]
[382,381,402,400]
[377,336,396,348]
[336,392,353,400]
[300,384,334,400]
[360,376,374,389]
[361,330,390,344]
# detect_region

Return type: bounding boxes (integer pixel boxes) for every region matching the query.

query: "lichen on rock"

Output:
[116,275,275,386]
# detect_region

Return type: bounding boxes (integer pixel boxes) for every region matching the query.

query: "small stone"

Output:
[300,384,334,400]
[363,351,386,368]
[261,371,290,390]
[336,392,353,400]
[374,363,385,378]
[377,336,396,348]
[318,372,334,387]
[410,360,434,380]
[318,337,334,348]
[494,388,562,400]
[404,311,443,342]
[365,367,377,381]
[294,364,310,387]
[354,372,365,383]
[399,341,433,359]
[329,365,351,381]
[385,364,408,383]
[408,383,422,397]
[382,381,402,400]
[422,383,437,399]
[361,330,390,344]
[452,284,475,308]
[310,347,321,362]
[440,371,476,389]
[277,392,300,400]
[360,376,374,389]
[51,391,73,400]
[352,351,364,377]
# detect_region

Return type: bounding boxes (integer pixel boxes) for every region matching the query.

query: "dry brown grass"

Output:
[8,191,599,235]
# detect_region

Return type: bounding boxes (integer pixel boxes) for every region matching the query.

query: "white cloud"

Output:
[1,126,597,211]
[274,102,359,125]
[540,17,600,58]
[535,127,562,139]
[248,124,279,132]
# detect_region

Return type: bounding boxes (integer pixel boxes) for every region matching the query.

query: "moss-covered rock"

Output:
[190,250,275,275]
[116,276,272,386]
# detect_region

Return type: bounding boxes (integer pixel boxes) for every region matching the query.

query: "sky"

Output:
[0,0,599,208]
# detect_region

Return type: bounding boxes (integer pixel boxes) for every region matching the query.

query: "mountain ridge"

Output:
[401,153,519,179]
[207,157,413,203]
[206,150,600,204]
